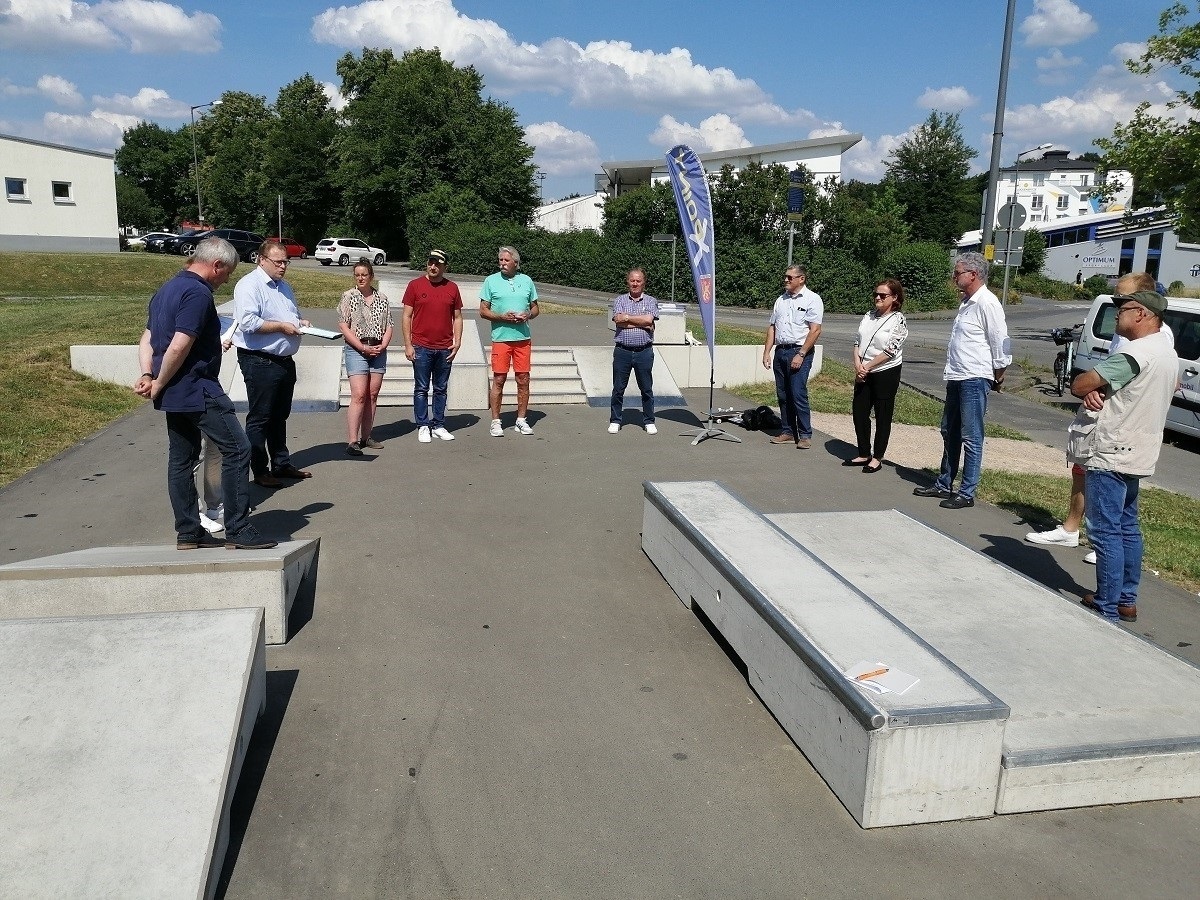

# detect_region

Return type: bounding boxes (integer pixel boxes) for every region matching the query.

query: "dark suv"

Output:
[165,228,266,262]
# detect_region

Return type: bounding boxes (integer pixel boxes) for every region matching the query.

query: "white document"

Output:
[300,326,341,340]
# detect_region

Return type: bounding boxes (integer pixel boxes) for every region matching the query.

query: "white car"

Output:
[125,231,174,251]
[314,237,387,267]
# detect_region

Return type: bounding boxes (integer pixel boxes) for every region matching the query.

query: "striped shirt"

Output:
[613,293,659,348]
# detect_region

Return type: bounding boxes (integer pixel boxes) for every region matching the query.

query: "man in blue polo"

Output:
[134,237,276,550]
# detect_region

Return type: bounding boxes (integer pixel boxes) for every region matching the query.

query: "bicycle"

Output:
[1050,323,1083,396]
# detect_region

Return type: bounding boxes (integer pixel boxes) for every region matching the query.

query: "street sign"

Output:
[787,170,805,223]
[994,250,1023,268]
[994,229,1026,252]
[997,201,1027,230]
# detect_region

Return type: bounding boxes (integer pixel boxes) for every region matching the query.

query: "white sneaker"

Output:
[418,426,432,443]
[608,422,620,434]
[645,422,658,435]
[1025,526,1079,547]
[431,426,455,441]
[1083,550,1097,564]
[514,418,534,435]
[199,503,224,534]
[490,419,504,437]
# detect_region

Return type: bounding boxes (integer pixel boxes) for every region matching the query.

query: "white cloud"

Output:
[1003,85,1181,145]
[1036,48,1082,70]
[841,131,913,181]
[1,78,38,98]
[43,109,142,147]
[320,81,348,112]
[1112,42,1146,65]
[1020,0,1097,48]
[0,0,220,53]
[917,86,976,110]
[37,75,83,107]
[524,122,600,176]
[313,0,771,114]
[648,114,750,154]
[92,87,188,118]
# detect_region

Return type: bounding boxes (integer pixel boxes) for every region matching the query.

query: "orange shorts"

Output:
[491,339,532,375]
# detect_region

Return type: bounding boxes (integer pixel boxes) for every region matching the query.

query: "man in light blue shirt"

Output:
[233,240,311,488]
[479,245,539,436]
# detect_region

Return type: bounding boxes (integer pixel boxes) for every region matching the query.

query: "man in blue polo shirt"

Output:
[134,238,276,550]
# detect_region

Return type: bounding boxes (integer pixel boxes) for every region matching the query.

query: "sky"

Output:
[0,0,1191,204]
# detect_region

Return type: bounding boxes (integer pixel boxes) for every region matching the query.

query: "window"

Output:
[51,181,73,203]
[1056,195,1069,210]
[1033,175,1045,186]
[1081,175,1090,187]
[5,177,27,200]
[1031,195,1043,210]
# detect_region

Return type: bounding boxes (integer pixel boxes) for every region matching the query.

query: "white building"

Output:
[992,149,1132,226]
[1,133,119,252]
[531,192,608,233]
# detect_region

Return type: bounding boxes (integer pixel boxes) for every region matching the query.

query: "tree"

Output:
[1019,228,1047,275]
[333,47,538,257]
[115,121,191,225]
[1096,3,1200,238]
[115,174,164,229]
[263,75,338,246]
[196,91,272,231]
[710,161,799,241]
[601,183,678,242]
[811,179,910,272]
[883,111,978,246]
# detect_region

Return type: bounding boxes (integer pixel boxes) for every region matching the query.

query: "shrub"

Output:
[1082,274,1110,298]
[880,242,959,311]
[1170,280,1186,296]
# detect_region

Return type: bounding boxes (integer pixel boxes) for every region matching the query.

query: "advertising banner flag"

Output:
[665,144,716,361]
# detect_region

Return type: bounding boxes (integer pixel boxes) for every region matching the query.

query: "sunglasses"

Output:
[873,292,893,299]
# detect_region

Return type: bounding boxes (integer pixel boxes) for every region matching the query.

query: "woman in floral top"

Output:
[337,260,393,455]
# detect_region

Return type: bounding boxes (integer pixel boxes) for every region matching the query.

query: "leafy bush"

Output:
[1083,274,1110,298]
[1018,228,1047,275]
[1170,280,1186,295]
[880,242,959,311]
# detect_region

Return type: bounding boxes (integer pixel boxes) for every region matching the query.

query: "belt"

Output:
[615,342,653,350]
[776,343,804,350]
[238,347,291,361]
[360,337,382,346]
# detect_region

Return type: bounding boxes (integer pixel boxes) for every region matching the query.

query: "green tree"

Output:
[263,75,338,247]
[196,91,273,231]
[710,161,799,240]
[601,183,677,242]
[1019,228,1047,275]
[115,121,191,225]
[1096,3,1200,238]
[811,179,910,271]
[115,174,165,230]
[883,111,978,246]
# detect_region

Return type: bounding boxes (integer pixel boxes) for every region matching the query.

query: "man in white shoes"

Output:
[403,249,463,444]
[480,246,539,436]
[608,268,659,435]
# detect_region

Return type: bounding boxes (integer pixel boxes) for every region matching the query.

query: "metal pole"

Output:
[277,194,283,240]
[982,0,1017,255]
[1000,159,1020,303]
[190,106,202,225]
[670,236,677,305]
[787,224,795,268]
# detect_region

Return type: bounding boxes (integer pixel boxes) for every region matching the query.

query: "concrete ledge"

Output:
[642,480,1007,827]
[573,345,686,409]
[0,607,266,899]
[657,344,822,390]
[0,538,319,645]
[770,510,1200,814]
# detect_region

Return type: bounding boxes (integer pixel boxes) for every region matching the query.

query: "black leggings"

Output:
[852,364,903,459]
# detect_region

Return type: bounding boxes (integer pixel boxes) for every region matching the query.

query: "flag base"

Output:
[685,415,743,446]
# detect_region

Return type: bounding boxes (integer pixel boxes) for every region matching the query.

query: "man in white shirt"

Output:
[233,240,311,488]
[913,252,1010,509]
[762,265,823,449]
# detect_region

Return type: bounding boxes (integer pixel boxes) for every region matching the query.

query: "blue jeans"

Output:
[412,346,452,428]
[1084,468,1143,621]
[773,346,813,440]
[935,377,990,499]
[237,349,296,477]
[610,344,655,424]
[166,393,252,540]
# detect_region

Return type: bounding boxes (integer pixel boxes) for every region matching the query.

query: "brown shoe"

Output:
[1081,594,1138,622]
[795,438,811,449]
[253,473,284,488]
[272,465,312,480]
[769,434,794,445]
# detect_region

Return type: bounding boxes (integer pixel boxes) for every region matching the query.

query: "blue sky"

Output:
[0,1,1188,202]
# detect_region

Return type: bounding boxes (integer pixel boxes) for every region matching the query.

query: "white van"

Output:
[1074,294,1200,439]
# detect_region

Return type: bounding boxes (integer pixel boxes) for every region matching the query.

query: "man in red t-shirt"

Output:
[402,249,464,442]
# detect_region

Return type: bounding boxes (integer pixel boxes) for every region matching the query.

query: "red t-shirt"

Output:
[402,276,463,349]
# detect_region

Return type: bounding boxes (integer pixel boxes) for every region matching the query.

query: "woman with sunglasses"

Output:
[338,259,393,455]
[844,279,908,473]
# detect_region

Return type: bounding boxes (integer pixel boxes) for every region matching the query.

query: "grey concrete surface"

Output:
[3,311,1200,898]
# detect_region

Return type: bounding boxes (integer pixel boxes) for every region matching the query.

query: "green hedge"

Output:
[880,242,959,311]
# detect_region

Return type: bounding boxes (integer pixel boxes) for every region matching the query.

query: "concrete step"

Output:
[769,510,1200,814]
[0,608,266,898]
[0,539,320,645]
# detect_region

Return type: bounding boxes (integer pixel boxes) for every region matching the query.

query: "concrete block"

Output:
[657,344,822,390]
[642,481,1007,827]
[770,510,1200,814]
[0,607,266,899]
[0,539,319,645]
[572,345,686,409]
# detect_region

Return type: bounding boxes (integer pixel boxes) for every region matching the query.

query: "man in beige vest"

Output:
[1070,290,1177,623]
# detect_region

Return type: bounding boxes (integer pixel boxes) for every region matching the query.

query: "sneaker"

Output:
[1083,550,1097,564]
[199,507,224,534]
[346,442,364,457]
[360,437,384,449]
[418,426,432,443]
[431,426,455,441]
[1025,526,1079,547]
[490,419,504,437]
[514,418,534,435]
[608,422,620,434]
[225,527,278,550]
[645,422,658,435]
[178,532,225,550]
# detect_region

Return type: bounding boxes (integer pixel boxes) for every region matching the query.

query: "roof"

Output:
[999,150,1101,175]
[0,132,115,161]
[957,205,1172,247]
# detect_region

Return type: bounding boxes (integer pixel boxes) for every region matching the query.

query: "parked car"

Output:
[126,231,174,251]
[1073,293,1200,439]
[165,228,266,262]
[314,237,386,267]
[271,237,308,259]
[146,229,202,254]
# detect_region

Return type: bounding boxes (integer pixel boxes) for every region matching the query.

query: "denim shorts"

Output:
[344,344,387,376]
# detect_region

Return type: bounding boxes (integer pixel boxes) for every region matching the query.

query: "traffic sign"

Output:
[997,202,1027,229]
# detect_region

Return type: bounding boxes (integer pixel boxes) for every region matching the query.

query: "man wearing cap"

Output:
[480,245,539,436]
[232,239,311,487]
[609,267,659,434]
[1071,290,1177,623]
[762,264,822,449]
[402,249,463,442]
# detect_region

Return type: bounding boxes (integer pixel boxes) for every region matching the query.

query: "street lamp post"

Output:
[190,100,219,225]
[651,233,677,305]
[1000,142,1052,302]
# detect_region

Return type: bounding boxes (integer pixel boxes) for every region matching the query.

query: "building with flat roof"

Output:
[991,148,1132,227]
[1,133,119,252]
